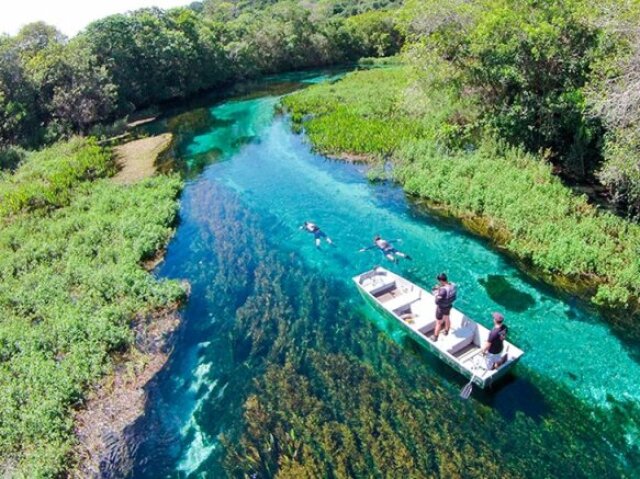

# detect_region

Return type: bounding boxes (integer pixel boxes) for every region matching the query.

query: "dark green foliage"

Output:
[202,0,403,20]
[0,140,185,476]
[0,35,42,146]
[598,129,640,217]
[83,8,231,110]
[400,0,606,179]
[466,0,601,173]
[398,0,640,214]
[0,145,26,171]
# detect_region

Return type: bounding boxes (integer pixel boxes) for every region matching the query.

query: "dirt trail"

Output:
[112,134,173,184]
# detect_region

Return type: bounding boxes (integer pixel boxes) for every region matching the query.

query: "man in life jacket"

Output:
[482,312,508,370]
[300,221,333,247]
[430,273,457,342]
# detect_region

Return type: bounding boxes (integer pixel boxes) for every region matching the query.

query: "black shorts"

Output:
[436,305,452,320]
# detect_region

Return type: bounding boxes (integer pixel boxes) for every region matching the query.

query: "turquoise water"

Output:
[125,73,640,477]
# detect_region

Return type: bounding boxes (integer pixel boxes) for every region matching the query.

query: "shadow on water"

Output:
[405,190,640,365]
[478,375,547,422]
[366,302,549,424]
[478,274,536,313]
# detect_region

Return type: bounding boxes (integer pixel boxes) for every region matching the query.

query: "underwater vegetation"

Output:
[159,184,633,478]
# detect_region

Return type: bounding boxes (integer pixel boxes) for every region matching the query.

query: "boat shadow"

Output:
[395,321,549,424]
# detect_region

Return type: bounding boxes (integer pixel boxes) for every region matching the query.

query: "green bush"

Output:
[0,141,184,476]
[0,146,26,171]
[282,68,422,157]
[0,137,114,218]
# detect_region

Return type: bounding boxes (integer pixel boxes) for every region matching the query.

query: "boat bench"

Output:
[368,279,396,297]
[405,301,436,334]
[385,293,421,314]
[441,323,477,355]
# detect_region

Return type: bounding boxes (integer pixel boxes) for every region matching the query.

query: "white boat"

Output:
[353,266,524,388]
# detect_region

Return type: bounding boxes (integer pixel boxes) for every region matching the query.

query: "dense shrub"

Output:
[282,68,421,156]
[0,145,26,171]
[0,142,185,476]
[0,137,114,217]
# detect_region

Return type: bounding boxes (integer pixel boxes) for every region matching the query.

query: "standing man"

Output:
[483,312,508,370]
[430,273,457,341]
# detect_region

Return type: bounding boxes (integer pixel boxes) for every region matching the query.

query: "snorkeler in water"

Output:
[300,221,333,248]
[360,235,412,262]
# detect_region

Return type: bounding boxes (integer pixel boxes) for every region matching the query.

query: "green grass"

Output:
[282,68,423,157]
[0,140,184,477]
[0,138,115,218]
[283,67,640,311]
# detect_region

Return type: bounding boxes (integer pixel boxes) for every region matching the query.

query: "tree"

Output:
[0,36,41,146]
[14,22,66,59]
[49,39,118,134]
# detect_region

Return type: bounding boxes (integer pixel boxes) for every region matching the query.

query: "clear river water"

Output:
[122,71,640,478]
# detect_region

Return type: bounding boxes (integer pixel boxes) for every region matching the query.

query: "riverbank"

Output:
[0,137,185,477]
[282,67,640,317]
[71,293,186,478]
[70,135,186,477]
[112,134,173,184]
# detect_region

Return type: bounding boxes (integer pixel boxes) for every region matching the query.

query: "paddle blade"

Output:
[460,381,473,400]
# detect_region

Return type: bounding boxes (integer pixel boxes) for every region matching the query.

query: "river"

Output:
[123,71,640,478]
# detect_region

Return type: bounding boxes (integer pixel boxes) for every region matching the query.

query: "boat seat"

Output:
[395,300,436,333]
[442,324,477,355]
[368,279,396,297]
[386,293,421,314]
[416,317,437,334]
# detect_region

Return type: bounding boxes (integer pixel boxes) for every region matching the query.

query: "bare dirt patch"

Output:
[112,134,173,184]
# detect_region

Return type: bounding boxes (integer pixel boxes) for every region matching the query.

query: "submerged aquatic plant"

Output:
[174,184,632,478]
